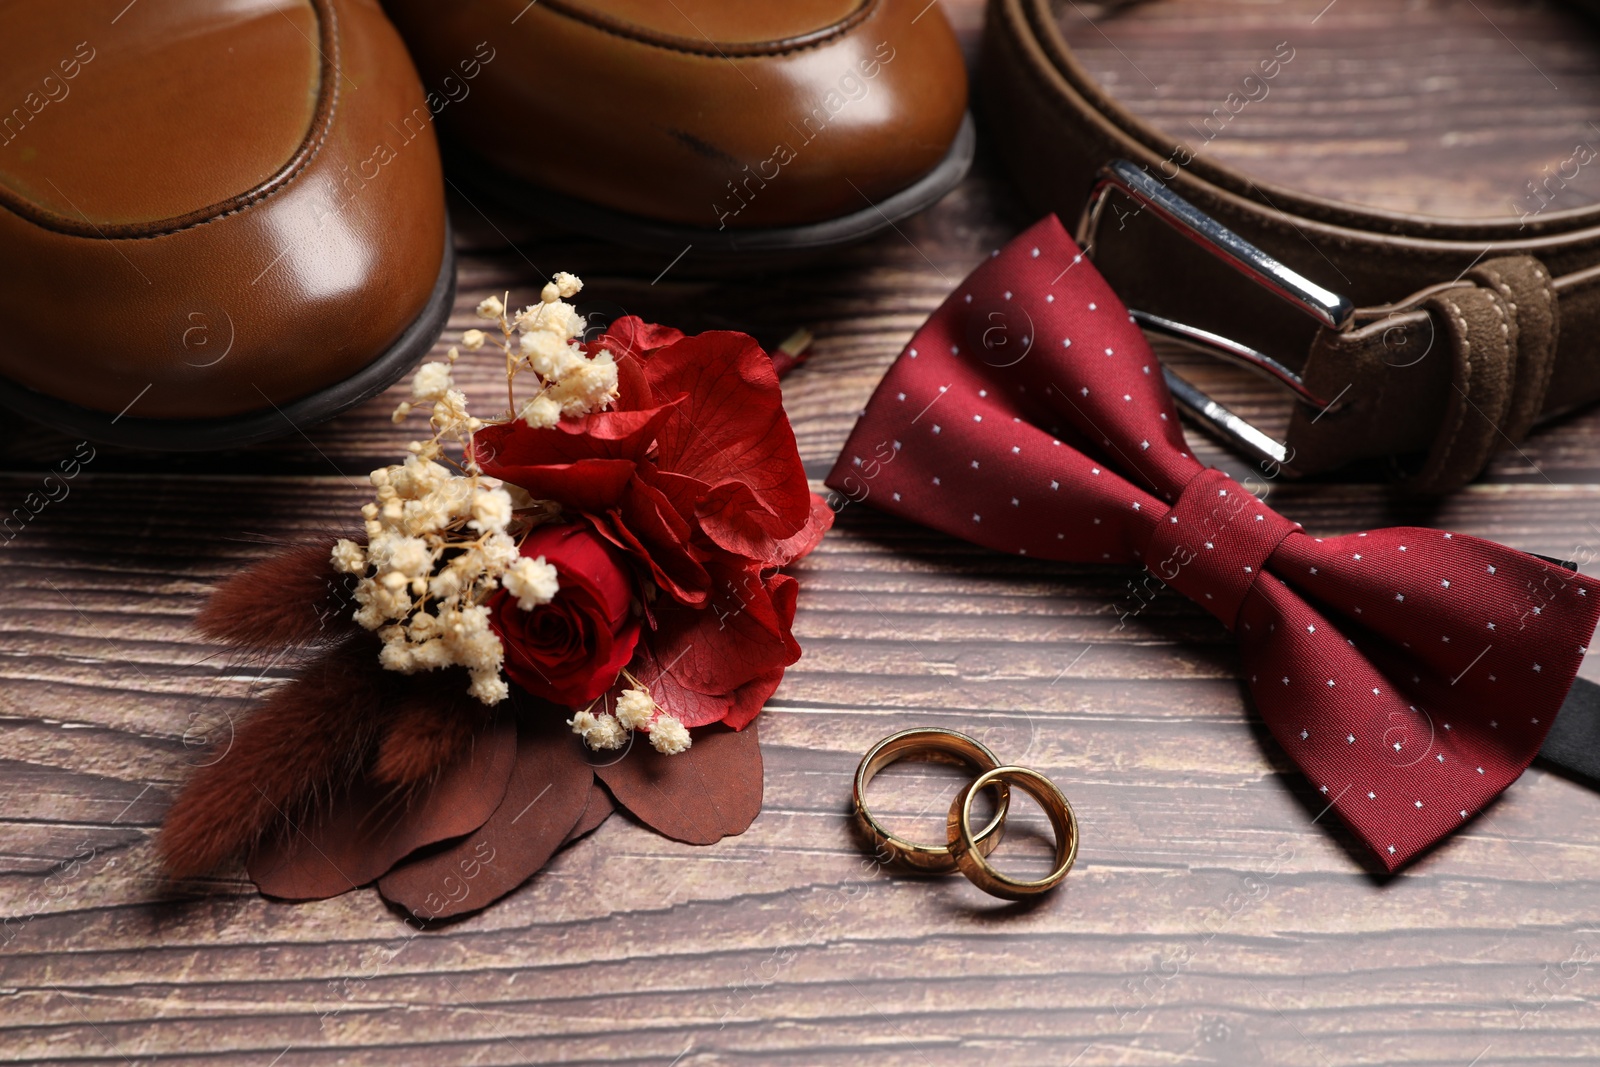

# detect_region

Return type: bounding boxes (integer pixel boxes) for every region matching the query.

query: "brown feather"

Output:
[159,634,388,880]
[370,673,488,789]
[195,536,358,650]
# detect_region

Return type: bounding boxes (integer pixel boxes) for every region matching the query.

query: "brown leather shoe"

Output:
[383,0,973,255]
[0,0,453,450]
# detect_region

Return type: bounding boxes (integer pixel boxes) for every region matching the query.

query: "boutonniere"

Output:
[162,274,830,918]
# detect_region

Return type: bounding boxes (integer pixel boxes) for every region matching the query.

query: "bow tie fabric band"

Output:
[826,215,1600,872]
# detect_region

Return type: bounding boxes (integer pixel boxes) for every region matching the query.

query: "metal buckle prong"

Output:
[1130,309,1329,409]
[1075,160,1358,472]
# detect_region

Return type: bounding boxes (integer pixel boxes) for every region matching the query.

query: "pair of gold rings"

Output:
[852,728,1079,900]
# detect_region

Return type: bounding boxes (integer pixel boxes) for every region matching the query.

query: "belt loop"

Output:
[1400,285,1518,495]
[1397,255,1558,494]
[1466,256,1560,446]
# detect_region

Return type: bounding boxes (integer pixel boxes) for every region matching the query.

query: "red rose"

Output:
[488,523,641,706]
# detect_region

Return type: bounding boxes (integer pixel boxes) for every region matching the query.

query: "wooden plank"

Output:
[5,0,1600,1062]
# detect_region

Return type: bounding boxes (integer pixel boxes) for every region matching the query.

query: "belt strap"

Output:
[982,0,1600,492]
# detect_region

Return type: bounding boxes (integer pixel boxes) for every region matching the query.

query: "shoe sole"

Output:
[456,111,976,258]
[0,225,457,452]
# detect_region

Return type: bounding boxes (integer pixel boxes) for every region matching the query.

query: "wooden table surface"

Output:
[7,1,1600,1063]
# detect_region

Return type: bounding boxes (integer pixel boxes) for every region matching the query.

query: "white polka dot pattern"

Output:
[825,214,1600,872]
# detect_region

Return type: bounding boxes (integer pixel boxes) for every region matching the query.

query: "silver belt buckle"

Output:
[1075,160,1356,473]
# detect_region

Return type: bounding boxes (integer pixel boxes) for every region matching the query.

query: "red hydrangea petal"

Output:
[594,477,711,605]
[591,315,687,361]
[644,563,800,702]
[640,468,707,526]
[610,353,654,412]
[476,400,680,469]
[598,643,734,729]
[770,493,836,567]
[644,332,811,542]
[720,668,786,731]
[695,480,821,565]
[590,512,707,609]
[765,572,800,648]
[479,457,636,515]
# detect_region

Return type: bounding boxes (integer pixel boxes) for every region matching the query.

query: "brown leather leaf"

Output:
[594,721,763,845]
[377,712,595,920]
[248,717,517,901]
[563,780,615,846]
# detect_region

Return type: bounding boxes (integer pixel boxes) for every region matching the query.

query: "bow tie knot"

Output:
[1141,468,1301,631]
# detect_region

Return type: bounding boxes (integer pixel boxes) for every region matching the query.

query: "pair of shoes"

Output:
[0,0,972,449]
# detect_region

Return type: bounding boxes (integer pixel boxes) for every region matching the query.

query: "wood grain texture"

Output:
[6,1,1600,1063]
[1061,0,1600,220]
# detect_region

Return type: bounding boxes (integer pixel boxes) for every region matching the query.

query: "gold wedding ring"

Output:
[948,766,1079,900]
[853,728,1010,872]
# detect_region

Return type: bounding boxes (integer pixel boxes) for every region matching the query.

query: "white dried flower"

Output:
[479,530,520,572]
[518,327,563,362]
[503,555,559,610]
[428,567,463,601]
[470,487,513,534]
[379,639,417,673]
[393,454,450,498]
[546,302,587,340]
[512,303,541,328]
[330,539,366,574]
[469,670,510,705]
[615,687,656,730]
[549,353,619,415]
[429,389,476,439]
[517,300,585,339]
[413,638,453,670]
[649,715,692,755]
[553,271,582,298]
[411,361,453,402]
[475,295,504,320]
[461,328,486,351]
[570,710,627,750]
[384,536,431,578]
[520,394,561,429]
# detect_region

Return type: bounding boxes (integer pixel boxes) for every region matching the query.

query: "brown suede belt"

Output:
[981,0,1600,492]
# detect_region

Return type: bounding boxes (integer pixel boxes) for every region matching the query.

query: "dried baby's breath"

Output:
[614,686,656,730]
[334,271,623,706]
[569,675,691,755]
[647,715,692,755]
[568,709,628,750]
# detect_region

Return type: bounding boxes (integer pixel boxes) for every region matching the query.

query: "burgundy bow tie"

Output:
[826,215,1600,871]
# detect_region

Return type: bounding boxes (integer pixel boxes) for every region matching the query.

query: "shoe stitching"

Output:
[537,0,878,59]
